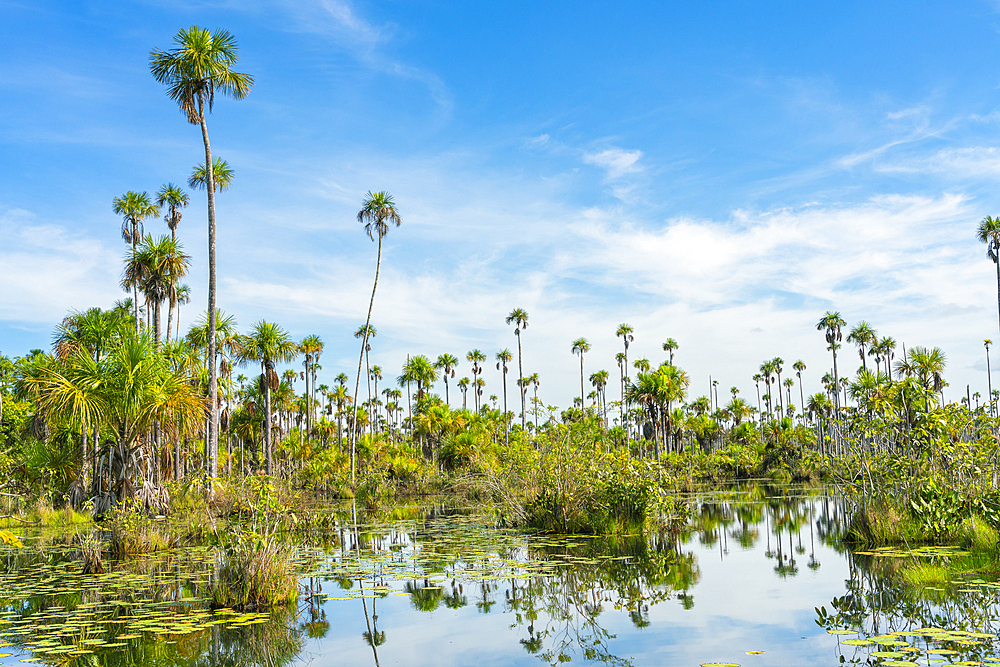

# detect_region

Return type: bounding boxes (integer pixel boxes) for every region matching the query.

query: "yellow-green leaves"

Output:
[0,529,22,548]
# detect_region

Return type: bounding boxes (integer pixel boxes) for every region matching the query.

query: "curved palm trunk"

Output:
[995,249,1000,336]
[350,236,382,485]
[197,98,219,481]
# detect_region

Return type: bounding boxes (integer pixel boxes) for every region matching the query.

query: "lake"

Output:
[2,484,998,667]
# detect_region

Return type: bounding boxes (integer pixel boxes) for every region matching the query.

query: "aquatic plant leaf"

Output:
[0,530,23,549]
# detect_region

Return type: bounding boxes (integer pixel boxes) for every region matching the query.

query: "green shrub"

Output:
[212,530,298,610]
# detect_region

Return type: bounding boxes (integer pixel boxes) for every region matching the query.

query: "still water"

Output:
[2,484,999,667]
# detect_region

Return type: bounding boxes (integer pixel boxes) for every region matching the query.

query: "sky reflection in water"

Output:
[5,485,1000,667]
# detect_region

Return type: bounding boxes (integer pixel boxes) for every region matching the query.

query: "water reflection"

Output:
[4,485,1000,667]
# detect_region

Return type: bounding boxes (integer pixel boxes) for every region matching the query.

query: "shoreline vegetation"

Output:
[3,25,1000,611]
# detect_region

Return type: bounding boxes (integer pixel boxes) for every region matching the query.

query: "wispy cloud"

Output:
[581,147,644,179]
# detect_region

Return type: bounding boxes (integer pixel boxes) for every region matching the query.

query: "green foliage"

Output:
[213,475,299,610]
[105,500,167,556]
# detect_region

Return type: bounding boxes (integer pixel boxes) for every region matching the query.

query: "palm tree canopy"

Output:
[113,191,160,245]
[978,215,1000,261]
[571,338,590,355]
[236,321,298,371]
[156,183,190,233]
[149,26,254,124]
[434,353,459,376]
[189,158,234,192]
[506,308,529,329]
[358,191,402,241]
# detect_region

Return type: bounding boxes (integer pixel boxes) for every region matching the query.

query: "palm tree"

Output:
[25,329,204,505]
[121,235,191,346]
[466,350,486,411]
[236,321,298,475]
[354,324,377,412]
[793,360,806,417]
[590,370,609,425]
[349,192,401,483]
[759,360,774,420]
[505,308,529,429]
[156,183,190,338]
[495,349,512,420]
[173,284,191,343]
[633,358,651,374]
[434,354,459,406]
[771,357,785,415]
[662,338,679,364]
[978,215,1000,335]
[150,26,253,484]
[752,373,763,424]
[156,183,190,243]
[189,157,235,193]
[847,321,877,372]
[528,372,541,429]
[113,191,161,331]
[458,377,470,411]
[300,335,324,438]
[571,338,590,408]
[817,312,846,411]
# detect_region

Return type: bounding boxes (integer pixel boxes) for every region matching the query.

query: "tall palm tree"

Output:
[847,321,877,372]
[528,372,540,430]
[759,360,775,420]
[978,215,1000,335]
[151,26,253,482]
[771,357,785,415]
[173,284,191,343]
[236,321,298,475]
[590,369,609,425]
[466,350,486,411]
[496,349,512,435]
[434,354,459,406]
[506,308,529,429]
[113,191,161,332]
[349,192,401,483]
[156,183,190,339]
[354,324,377,413]
[458,377,470,411]
[571,338,590,408]
[299,335,323,439]
[817,312,846,412]
[662,338,679,364]
[793,360,806,417]
[156,183,190,243]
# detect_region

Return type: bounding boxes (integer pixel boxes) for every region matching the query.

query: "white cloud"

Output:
[581,147,644,179]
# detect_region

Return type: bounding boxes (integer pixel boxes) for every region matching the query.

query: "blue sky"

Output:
[2,0,1000,410]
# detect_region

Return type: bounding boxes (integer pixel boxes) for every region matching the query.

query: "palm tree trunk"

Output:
[132,234,140,332]
[264,374,273,475]
[831,348,840,412]
[516,331,525,429]
[995,251,1000,335]
[350,236,382,485]
[579,354,585,408]
[197,99,219,482]
[166,297,175,346]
